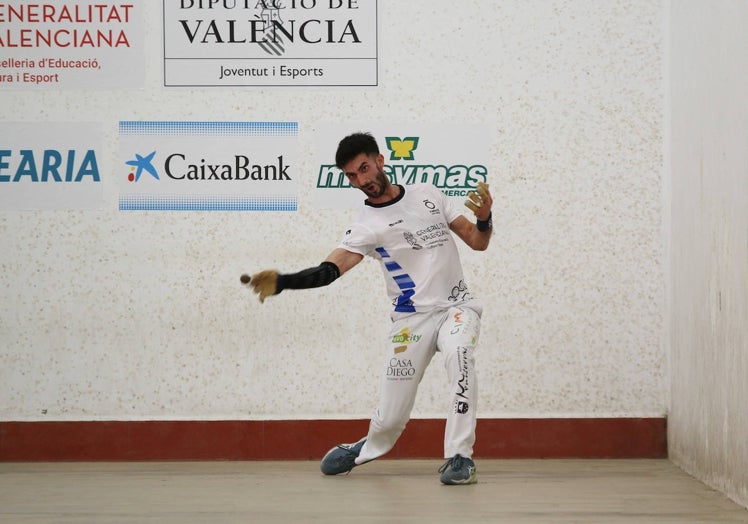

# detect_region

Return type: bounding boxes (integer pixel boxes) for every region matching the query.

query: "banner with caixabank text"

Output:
[118,121,298,211]
[0,1,144,89]
[163,0,377,87]
[313,124,490,209]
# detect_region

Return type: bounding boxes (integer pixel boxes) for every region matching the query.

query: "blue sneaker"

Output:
[438,454,477,485]
[320,438,367,475]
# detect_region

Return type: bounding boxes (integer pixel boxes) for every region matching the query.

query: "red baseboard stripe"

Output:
[0,418,666,461]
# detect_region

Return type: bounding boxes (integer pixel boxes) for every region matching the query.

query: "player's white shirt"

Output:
[339,183,476,313]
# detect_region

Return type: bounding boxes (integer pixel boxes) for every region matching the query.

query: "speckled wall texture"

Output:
[0,1,666,421]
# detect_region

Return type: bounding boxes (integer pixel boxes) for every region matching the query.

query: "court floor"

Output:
[1,459,746,523]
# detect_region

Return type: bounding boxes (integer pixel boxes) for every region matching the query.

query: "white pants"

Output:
[356,303,481,463]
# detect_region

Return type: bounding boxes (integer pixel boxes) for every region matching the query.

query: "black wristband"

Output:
[276,261,341,293]
[476,212,493,232]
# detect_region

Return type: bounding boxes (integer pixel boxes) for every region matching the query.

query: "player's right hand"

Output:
[249,270,279,303]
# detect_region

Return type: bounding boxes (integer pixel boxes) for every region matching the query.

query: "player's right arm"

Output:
[247,248,363,303]
[324,247,363,276]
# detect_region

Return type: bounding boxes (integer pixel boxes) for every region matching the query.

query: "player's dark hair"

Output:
[335,132,380,169]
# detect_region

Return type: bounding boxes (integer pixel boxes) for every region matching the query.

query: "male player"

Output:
[247,132,493,484]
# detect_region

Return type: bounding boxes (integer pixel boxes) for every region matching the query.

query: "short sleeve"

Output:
[337,221,378,257]
[432,185,463,224]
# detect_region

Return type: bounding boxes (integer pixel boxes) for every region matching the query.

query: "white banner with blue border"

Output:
[118,121,298,211]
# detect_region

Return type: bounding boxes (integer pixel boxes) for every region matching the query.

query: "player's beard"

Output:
[360,165,390,199]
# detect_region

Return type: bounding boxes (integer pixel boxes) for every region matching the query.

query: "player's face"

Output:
[343,153,389,199]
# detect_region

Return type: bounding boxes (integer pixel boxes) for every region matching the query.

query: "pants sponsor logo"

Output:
[387,357,416,379]
[392,327,421,354]
[455,346,470,401]
[450,308,464,333]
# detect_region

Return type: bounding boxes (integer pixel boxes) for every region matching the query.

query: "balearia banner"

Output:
[0,122,104,210]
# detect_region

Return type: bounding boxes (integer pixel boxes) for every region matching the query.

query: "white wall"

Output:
[0,2,666,421]
[668,0,748,509]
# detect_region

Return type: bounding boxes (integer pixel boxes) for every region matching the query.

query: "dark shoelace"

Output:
[336,443,359,456]
[438,455,466,473]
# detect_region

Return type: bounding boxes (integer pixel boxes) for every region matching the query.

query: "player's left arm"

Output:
[450,181,493,251]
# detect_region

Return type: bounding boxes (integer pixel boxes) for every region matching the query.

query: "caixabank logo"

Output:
[125,151,160,182]
[118,121,298,211]
[316,135,488,199]
[123,150,292,183]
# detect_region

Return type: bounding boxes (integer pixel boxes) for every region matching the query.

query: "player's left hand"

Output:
[464,181,492,221]
[248,270,279,303]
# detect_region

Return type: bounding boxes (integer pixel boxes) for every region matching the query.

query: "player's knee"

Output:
[443,344,476,379]
[444,343,476,364]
